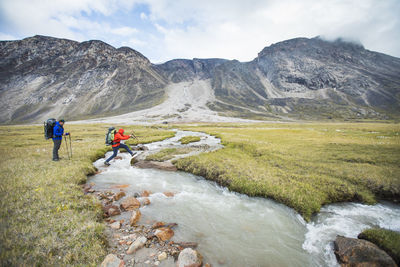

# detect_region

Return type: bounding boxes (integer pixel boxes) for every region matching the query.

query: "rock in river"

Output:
[100,254,124,267]
[155,227,174,241]
[113,191,126,201]
[103,205,121,217]
[177,248,203,267]
[334,235,397,267]
[120,197,140,211]
[129,209,141,226]
[127,236,147,254]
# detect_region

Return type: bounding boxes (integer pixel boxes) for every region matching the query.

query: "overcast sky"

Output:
[0,0,399,63]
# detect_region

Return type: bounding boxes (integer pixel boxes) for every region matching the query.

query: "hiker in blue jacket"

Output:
[52,119,70,161]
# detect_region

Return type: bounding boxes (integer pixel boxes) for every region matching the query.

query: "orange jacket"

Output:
[112,129,130,147]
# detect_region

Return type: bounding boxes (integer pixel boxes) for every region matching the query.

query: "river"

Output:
[88,130,400,267]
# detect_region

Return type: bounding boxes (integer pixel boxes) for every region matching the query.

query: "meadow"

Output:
[0,124,174,266]
[175,123,400,221]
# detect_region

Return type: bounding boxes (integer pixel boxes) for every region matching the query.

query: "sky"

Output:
[0,0,399,63]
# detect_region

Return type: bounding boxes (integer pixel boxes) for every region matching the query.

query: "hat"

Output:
[59,119,65,123]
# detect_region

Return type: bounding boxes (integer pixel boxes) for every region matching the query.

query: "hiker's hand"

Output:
[129,135,133,138]
[65,132,70,136]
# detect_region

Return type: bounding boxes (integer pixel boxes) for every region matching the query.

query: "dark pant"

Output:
[53,139,62,160]
[105,143,133,163]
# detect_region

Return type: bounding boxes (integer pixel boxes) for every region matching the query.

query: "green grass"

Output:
[145,147,194,161]
[358,228,400,264]
[174,123,400,221]
[0,124,174,266]
[179,136,201,145]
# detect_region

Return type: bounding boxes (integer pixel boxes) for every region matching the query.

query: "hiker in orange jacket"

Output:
[104,129,135,166]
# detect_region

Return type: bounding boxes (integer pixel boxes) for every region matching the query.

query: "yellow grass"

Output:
[0,124,174,266]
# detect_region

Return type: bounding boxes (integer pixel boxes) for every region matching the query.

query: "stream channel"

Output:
[89,130,400,267]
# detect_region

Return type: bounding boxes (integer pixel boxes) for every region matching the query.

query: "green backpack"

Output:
[105,127,116,146]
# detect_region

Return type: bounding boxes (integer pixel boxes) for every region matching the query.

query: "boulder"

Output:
[103,205,121,217]
[113,191,126,201]
[114,156,123,160]
[163,191,174,197]
[134,161,178,171]
[100,254,124,267]
[158,252,168,261]
[127,236,147,254]
[141,197,151,206]
[129,210,141,226]
[120,197,140,211]
[155,227,174,241]
[141,190,151,197]
[110,221,121,230]
[152,222,178,229]
[334,235,397,267]
[177,248,203,267]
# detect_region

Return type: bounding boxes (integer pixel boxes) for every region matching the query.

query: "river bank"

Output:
[89,129,400,266]
[0,124,174,266]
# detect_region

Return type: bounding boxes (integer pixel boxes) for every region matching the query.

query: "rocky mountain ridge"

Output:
[1,35,399,123]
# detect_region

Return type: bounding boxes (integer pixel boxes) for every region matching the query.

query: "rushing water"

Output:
[89,130,400,267]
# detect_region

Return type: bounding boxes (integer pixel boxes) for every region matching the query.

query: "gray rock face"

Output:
[1,35,399,123]
[334,235,397,267]
[0,35,166,123]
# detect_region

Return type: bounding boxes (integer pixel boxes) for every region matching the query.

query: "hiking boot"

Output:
[53,158,59,161]
[104,161,110,166]
[131,152,138,157]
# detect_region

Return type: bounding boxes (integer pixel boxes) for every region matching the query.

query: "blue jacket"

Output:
[52,122,64,140]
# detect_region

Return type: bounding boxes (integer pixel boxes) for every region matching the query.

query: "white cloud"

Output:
[0,0,399,62]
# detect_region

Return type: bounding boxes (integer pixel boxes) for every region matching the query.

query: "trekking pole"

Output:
[131,132,139,141]
[69,135,72,158]
[64,136,70,160]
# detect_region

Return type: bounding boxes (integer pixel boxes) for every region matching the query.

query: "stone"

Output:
[114,191,126,201]
[158,252,167,261]
[154,261,160,266]
[155,227,174,241]
[100,254,125,267]
[177,248,203,267]
[204,264,211,267]
[114,156,123,160]
[152,222,178,229]
[127,236,147,254]
[110,221,121,230]
[120,197,141,211]
[334,235,397,267]
[141,197,151,206]
[103,205,121,217]
[134,161,178,171]
[129,210,141,226]
[141,190,151,197]
[163,191,174,197]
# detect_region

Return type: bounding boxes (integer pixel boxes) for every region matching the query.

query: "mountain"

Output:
[0,35,166,123]
[1,35,399,123]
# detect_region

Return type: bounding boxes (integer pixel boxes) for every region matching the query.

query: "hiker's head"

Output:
[118,129,124,134]
[59,119,65,126]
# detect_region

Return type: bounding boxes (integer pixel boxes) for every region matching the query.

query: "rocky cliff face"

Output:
[0,35,166,123]
[210,37,400,120]
[1,35,399,123]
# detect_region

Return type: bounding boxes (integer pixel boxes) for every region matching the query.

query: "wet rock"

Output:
[110,221,121,230]
[334,235,397,267]
[127,236,147,254]
[155,227,174,241]
[129,210,141,226]
[100,254,124,267]
[130,157,138,165]
[177,248,203,267]
[111,184,130,189]
[158,252,167,261]
[205,263,211,267]
[163,191,175,197]
[134,144,149,151]
[114,156,123,160]
[141,190,151,197]
[134,161,178,171]
[103,205,121,217]
[120,197,141,211]
[114,191,126,201]
[141,197,151,206]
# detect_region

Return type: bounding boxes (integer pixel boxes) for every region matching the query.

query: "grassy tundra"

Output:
[179,136,201,144]
[0,124,174,266]
[175,123,400,221]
